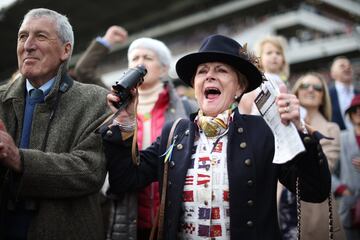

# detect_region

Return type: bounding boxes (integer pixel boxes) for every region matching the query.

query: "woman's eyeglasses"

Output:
[299,83,323,92]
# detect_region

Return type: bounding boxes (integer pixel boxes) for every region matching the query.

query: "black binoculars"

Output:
[112,65,147,108]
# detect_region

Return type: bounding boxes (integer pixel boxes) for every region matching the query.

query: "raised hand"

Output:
[276,84,302,130]
[103,25,128,47]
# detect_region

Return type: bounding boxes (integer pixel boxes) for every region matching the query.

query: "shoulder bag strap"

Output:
[296,177,334,240]
[150,118,182,240]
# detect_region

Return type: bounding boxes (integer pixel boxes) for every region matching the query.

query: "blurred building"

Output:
[1,0,359,87]
[96,0,360,88]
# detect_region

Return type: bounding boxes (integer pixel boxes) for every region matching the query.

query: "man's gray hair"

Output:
[22,8,74,68]
[127,37,172,67]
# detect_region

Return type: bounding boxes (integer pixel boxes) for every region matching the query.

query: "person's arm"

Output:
[75,40,110,88]
[5,87,111,199]
[101,85,173,194]
[101,124,161,194]
[319,123,341,173]
[278,131,331,203]
[275,86,331,202]
[75,25,128,88]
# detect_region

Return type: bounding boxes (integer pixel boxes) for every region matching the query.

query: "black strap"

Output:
[41,75,72,151]
[150,118,182,240]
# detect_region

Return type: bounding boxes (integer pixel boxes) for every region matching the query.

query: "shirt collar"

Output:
[335,81,354,93]
[26,78,55,96]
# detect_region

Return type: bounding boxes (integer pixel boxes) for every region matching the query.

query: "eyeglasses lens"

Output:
[300,83,323,92]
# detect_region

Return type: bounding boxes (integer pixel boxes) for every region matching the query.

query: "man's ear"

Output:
[61,42,72,61]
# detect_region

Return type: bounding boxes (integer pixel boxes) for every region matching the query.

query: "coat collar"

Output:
[2,68,73,104]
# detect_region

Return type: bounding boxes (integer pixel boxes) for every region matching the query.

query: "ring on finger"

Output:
[284,106,290,113]
[285,100,291,106]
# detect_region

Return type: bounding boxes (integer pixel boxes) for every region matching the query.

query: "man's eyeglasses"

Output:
[299,83,323,92]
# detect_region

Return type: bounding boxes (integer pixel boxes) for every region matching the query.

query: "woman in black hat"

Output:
[101,34,331,239]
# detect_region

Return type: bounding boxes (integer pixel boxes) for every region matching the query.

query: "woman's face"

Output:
[193,62,244,117]
[297,75,324,110]
[261,42,284,74]
[128,48,167,90]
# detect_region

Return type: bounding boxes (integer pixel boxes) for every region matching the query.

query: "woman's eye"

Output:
[197,69,206,74]
[131,56,139,62]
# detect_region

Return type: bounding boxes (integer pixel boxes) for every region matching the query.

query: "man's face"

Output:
[330,58,353,85]
[17,16,71,86]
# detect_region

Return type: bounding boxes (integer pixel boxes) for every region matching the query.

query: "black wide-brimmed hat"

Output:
[176,34,263,93]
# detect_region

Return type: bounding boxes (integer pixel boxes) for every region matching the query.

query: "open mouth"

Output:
[205,87,221,99]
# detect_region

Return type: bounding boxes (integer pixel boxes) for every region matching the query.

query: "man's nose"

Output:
[24,36,36,51]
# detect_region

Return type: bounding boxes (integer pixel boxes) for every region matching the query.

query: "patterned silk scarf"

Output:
[197,103,237,138]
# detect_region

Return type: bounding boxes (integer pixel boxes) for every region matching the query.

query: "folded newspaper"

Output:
[254,77,305,164]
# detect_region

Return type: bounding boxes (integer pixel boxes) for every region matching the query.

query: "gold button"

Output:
[106,130,113,137]
[238,127,244,133]
[247,179,254,187]
[247,200,254,207]
[240,142,247,149]
[176,144,183,150]
[303,136,312,144]
[244,159,252,166]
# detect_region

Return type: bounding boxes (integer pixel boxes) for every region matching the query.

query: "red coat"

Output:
[136,87,169,229]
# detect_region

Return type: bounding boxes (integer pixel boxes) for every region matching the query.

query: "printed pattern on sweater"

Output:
[179,132,230,239]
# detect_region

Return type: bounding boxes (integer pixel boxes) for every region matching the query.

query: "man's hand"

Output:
[103,25,128,47]
[0,119,22,172]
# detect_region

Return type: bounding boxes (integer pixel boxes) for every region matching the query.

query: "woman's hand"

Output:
[106,88,138,124]
[276,85,301,129]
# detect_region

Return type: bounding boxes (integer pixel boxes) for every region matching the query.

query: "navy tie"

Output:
[19,89,44,148]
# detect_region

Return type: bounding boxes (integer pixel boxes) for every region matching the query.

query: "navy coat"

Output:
[329,85,359,130]
[103,109,331,240]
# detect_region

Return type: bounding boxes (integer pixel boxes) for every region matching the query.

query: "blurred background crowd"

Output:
[1,0,359,89]
[1,0,360,239]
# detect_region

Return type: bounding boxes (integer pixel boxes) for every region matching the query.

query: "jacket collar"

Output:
[2,67,73,104]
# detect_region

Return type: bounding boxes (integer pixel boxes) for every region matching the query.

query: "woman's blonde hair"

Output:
[255,35,289,80]
[292,72,332,121]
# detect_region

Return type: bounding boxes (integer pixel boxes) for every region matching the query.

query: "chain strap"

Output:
[296,177,301,240]
[296,177,334,240]
[328,191,334,240]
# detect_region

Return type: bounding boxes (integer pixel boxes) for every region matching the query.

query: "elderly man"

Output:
[0,8,109,240]
[329,56,358,130]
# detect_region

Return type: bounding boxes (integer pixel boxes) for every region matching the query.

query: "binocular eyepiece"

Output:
[112,65,147,108]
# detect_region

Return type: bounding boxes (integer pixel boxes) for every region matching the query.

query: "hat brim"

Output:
[345,105,359,115]
[176,51,263,93]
